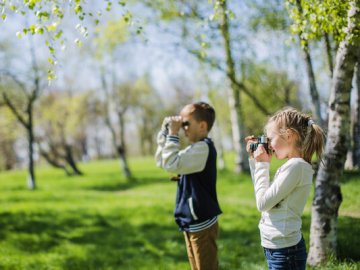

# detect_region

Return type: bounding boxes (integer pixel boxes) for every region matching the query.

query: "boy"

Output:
[155,102,222,270]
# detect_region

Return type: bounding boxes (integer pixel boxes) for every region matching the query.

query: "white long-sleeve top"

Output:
[249,157,313,249]
[155,128,209,174]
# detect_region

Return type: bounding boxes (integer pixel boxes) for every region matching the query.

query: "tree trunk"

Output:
[40,150,72,176]
[296,0,325,127]
[27,108,36,190]
[302,41,324,126]
[117,145,132,180]
[219,0,249,173]
[118,113,132,180]
[308,2,360,266]
[212,121,226,170]
[324,33,334,77]
[65,144,83,176]
[353,60,360,168]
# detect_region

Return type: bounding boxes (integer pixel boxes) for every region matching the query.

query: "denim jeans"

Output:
[263,237,307,270]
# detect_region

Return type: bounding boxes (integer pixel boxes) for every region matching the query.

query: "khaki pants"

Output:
[183,221,219,270]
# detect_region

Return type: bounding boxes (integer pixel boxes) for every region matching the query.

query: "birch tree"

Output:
[353,60,360,168]
[305,1,360,265]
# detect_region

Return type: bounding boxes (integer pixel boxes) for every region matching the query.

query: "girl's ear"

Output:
[286,128,299,142]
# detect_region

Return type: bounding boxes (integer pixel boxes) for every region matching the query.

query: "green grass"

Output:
[0,156,359,270]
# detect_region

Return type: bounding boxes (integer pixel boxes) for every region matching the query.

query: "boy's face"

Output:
[180,106,207,143]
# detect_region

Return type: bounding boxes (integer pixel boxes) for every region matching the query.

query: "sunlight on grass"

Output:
[0,156,359,269]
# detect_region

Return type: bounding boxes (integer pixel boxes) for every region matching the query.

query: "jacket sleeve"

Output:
[253,161,302,212]
[161,135,209,175]
[154,124,169,168]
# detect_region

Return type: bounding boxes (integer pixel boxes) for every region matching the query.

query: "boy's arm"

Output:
[154,121,169,168]
[162,135,209,175]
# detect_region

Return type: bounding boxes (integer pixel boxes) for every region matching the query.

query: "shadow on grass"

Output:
[341,170,360,184]
[0,209,358,269]
[0,209,264,269]
[84,174,171,192]
[0,210,189,269]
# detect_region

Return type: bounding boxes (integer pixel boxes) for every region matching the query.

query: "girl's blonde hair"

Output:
[265,107,325,163]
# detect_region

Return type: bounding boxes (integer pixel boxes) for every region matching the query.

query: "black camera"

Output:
[249,135,270,154]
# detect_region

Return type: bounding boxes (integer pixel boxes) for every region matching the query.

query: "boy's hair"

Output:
[265,107,325,163]
[188,102,216,132]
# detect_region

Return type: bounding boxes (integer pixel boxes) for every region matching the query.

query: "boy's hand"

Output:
[167,116,183,135]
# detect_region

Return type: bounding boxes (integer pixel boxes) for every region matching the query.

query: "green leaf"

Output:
[54,30,63,39]
[49,46,55,54]
[74,4,82,14]
[35,27,44,34]
[74,38,82,48]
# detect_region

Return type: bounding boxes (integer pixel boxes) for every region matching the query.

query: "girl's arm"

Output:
[253,161,302,211]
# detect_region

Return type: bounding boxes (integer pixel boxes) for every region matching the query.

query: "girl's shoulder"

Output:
[280,158,313,173]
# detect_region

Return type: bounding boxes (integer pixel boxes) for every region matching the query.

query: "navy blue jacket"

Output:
[174,137,222,230]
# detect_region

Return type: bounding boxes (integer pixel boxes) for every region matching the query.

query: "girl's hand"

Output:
[245,135,257,158]
[245,135,256,152]
[254,144,272,162]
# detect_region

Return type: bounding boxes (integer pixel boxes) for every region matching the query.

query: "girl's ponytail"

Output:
[302,121,325,163]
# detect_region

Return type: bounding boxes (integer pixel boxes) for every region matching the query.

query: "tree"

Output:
[133,76,164,156]
[0,37,44,189]
[306,1,360,265]
[0,108,19,170]
[287,0,325,127]
[353,58,360,168]
[141,0,277,173]
[93,18,134,180]
[36,91,92,176]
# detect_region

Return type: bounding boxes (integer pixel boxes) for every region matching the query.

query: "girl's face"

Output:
[266,123,293,160]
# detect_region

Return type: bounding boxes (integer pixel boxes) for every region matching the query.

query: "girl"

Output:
[245,107,325,270]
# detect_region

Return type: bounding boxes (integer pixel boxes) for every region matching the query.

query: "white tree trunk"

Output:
[308,1,360,266]
[353,61,360,168]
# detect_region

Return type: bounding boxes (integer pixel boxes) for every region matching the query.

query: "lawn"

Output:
[0,156,359,270]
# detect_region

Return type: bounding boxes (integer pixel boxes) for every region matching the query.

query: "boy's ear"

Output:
[200,121,208,131]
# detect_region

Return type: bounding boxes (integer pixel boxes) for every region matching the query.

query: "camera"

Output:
[249,135,270,154]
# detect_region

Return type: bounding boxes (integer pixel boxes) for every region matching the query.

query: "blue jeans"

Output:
[263,237,307,270]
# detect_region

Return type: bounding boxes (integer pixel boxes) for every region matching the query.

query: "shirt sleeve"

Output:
[154,126,169,168]
[253,161,302,212]
[161,135,209,175]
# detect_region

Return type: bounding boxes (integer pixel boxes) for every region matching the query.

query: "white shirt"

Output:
[155,129,209,175]
[249,157,313,249]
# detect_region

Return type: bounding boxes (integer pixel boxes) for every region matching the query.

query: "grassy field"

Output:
[0,156,359,270]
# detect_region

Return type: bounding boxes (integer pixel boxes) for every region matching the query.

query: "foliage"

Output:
[241,62,301,134]
[0,156,359,269]
[93,18,129,60]
[247,0,290,31]
[0,0,135,79]
[285,0,355,44]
